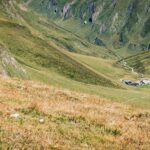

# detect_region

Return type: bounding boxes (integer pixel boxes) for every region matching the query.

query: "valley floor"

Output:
[0,75,150,149]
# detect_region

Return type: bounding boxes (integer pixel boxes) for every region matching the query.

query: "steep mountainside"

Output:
[0,0,149,85]
[27,0,150,56]
[0,0,125,88]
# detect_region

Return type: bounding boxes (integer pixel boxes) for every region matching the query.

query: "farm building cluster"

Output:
[122,79,150,86]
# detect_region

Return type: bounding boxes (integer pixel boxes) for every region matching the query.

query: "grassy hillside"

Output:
[70,53,136,81]
[0,0,149,99]
[0,0,122,88]
[0,1,150,149]
[0,75,150,149]
[123,51,150,76]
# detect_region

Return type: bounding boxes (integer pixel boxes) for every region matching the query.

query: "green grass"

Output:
[0,13,120,88]
[0,1,150,150]
[0,0,150,109]
[0,2,125,88]
[123,51,150,76]
[21,64,150,109]
[70,53,137,81]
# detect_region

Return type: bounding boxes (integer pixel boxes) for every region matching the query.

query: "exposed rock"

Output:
[84,20,87,24]
[39,118,45,124]
[88,1,96,14]
[0,44,26,78]
[145,1,150,13]
[10,112,20,119]
[50,0,57,6]
[63,4,70,16]
[99,24,107,34]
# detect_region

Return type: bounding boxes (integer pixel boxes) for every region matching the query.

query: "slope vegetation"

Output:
[0,0,121,88]
[28,0,150,56]
[0,75,150,149]
[123,51,150,76]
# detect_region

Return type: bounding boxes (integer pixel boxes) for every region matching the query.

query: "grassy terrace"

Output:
[124,51,150,76]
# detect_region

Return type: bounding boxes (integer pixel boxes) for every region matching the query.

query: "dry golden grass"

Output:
[0,75,150,150]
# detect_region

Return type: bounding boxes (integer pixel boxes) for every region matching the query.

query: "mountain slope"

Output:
[123,51,150,76]
[0,1,150,149]
[0,0,149,87]
[19,0,150,77]
[0,0,122,88]
[27,0,150,57]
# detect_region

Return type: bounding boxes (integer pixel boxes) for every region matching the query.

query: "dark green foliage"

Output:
[95,37,105,46]
[134,61,146,74]
[125,0,139,32]
[141,17,150,37]
[119,32,128,46]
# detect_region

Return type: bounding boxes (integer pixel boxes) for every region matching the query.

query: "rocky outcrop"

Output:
[0,43,26,78]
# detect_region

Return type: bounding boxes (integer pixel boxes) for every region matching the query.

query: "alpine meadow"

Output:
[0,0,150,149]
